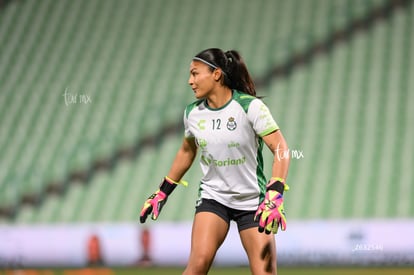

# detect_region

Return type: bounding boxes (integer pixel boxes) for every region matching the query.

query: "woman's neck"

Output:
[206,87,232,109]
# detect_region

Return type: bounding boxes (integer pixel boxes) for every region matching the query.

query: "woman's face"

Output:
[188,61,217,99]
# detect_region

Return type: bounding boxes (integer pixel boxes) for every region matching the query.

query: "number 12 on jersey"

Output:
[212,118,221,130]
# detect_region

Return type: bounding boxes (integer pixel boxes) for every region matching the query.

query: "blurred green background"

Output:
[0,0,413,271]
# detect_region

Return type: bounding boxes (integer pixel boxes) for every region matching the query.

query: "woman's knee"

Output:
[183,251,215,275]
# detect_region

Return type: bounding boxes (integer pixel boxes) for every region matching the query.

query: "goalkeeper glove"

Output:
[255,177,289,234]
[139,176,187,223]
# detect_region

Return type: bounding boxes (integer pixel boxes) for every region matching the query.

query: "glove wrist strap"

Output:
[165,176,188,187]
[267,178,286,195]
[159,178,177,195]
[160,176,188,195]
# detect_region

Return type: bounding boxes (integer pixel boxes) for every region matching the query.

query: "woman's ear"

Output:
[213,69,223,81]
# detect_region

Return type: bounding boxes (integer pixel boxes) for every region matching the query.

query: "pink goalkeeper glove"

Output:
[255,178,289,234]
[140,189,168,223]
[139,177,187,223]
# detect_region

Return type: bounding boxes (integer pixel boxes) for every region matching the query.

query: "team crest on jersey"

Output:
[226,117,237,131]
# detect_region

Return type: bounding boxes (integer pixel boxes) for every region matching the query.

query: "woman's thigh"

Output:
[184,212,229,274]
[239,227,277,275]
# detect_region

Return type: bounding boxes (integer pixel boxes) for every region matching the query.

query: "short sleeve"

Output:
[247,99,279,137]
[183,109,194,138]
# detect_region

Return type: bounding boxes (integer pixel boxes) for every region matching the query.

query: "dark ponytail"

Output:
[193,48,257,97]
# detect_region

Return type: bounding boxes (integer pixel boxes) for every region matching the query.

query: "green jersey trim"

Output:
[185,99,203,119]
[259,127,279,137]
[232,90,256,113]
[256,137,267,202]
[204,95,233,111]
[185,90,255,117]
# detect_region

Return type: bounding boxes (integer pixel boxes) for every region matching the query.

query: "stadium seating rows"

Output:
[1,0,413,223]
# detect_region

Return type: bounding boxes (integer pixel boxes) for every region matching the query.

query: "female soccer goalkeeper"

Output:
[140,48,290,275]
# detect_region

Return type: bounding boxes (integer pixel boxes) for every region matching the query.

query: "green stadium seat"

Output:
[1,0,413,224]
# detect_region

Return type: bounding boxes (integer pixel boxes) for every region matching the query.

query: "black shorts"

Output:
[195,198,259,232]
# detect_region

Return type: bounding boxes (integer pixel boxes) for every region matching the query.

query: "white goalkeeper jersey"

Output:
[184,90,279,210]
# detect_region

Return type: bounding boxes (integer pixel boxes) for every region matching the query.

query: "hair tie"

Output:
[225,51,233,64]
